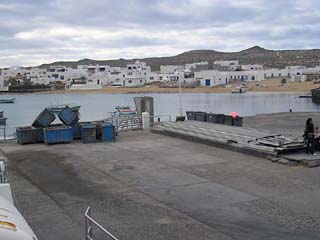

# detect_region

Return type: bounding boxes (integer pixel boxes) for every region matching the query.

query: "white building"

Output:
[194,70,265,87]
[0,66,27,82]
[213,60,240,70]
[120,61,151,87]
[160,65,184,74]
[185,61,209,71]
[26,68,48,85]
[241,64,264,70]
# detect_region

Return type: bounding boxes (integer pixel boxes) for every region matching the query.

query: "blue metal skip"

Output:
[44,126,73,144]
[101,123,115,142]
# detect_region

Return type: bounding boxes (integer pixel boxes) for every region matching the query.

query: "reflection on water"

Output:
[0,92,319,135]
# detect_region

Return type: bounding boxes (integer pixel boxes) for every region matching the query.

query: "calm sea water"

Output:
[1,92,319,135]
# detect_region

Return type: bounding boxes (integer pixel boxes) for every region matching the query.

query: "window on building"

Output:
[128,80,132,83]
[60,76,64,80]
[251,76,255,80]
[150,77,154,80]
[140,80,142,83]
[160,76,163,80]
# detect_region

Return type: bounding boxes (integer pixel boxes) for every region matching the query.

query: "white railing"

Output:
[85,207,119,240]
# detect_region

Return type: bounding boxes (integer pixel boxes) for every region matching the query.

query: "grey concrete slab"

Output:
[2,114,320,240]
[146,181,257,211]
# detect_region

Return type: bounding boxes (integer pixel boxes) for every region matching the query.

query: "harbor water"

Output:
[0,92,319,136]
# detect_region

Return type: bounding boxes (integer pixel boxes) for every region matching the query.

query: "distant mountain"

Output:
[39,46,320,71]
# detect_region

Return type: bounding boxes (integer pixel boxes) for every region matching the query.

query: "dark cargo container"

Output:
[16,126,44,144]
[232,117,243,127]
[72,124,82,139]
[82,124,97,143]
[0,118,7,126]
[206,113,216,123]
[215,114,225,124]
[32,108,56,128]
[194,112,207,122]
[58,106,79,126]
[186,111,195,120]
[224,115,233,126]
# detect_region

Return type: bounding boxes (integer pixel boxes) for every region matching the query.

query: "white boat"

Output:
[114,106,137,117]
[232,86,247,94]
[0,158,38,240]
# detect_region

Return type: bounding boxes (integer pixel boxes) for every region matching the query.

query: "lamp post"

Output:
[176,76,185,121]
[179,76,183,117]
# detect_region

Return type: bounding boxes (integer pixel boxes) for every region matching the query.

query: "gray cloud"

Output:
[0,0,319,67]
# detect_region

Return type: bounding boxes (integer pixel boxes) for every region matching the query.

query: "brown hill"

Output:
[39,46,320,71]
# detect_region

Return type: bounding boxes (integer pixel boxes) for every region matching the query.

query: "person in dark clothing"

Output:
[305,118,316,155]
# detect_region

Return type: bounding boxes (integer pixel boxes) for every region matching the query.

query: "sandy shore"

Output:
[43,79,318,94]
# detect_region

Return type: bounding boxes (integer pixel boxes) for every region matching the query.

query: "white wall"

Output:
[160,65,184,74]
[195,69,266,87]
[242,64,264,70]
[124,78,146,87]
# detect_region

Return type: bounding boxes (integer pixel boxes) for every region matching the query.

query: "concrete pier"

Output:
[1,112,320,239]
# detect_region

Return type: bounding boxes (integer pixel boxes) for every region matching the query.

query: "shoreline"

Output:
[0,79,316,95]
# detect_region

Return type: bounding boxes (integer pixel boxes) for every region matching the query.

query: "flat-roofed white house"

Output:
[213,60,240,70]
[194,70,265,87]
[242,64,264,70]
[26,68,48,85]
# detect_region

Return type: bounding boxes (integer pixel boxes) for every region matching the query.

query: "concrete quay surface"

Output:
[1,112,320,239]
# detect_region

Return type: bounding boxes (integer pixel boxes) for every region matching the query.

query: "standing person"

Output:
[305,118,316,155]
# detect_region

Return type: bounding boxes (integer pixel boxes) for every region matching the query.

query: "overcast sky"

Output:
[0,0,319,67]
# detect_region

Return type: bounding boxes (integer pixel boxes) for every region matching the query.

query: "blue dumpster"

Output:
[101,123,115,142]
[32,108,56,128]
[82,124,97,143]
[44,126,73,144]
[58,106,79,126]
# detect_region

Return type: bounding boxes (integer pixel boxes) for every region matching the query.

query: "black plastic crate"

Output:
[232,117,243,127]
[195,112,207,122]
[186,111,195,120]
